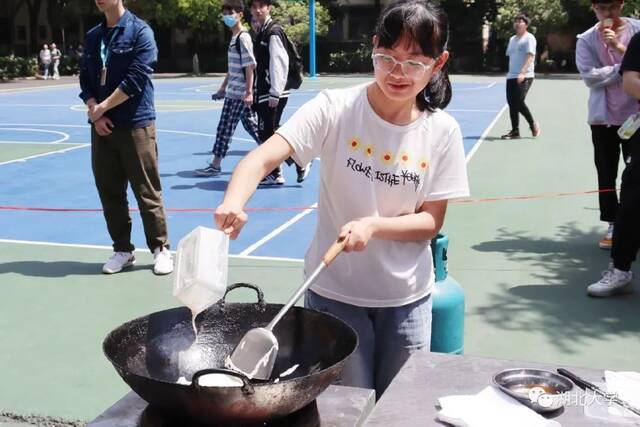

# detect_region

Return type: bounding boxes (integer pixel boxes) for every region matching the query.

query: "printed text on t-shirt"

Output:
[346,157,421,191]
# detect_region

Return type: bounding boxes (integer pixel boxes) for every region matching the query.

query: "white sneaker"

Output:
[587,265,633,297]
[153,247,174,275]
[103,252,136,274]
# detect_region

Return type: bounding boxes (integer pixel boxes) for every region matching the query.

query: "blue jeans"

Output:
[304,290,432,399]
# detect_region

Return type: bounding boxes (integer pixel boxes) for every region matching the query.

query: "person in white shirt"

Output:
[39,44,51,79]
[501,13,540,139]
[50,43,62,80]
[215,0,469,398]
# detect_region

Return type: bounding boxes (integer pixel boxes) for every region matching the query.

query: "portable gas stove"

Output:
[88,385,374,427]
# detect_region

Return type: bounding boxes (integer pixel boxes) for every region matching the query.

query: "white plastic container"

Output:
[173,226,229,317]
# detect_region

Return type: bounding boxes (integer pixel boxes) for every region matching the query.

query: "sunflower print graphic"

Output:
[419,159,429,171]
[380,151,395,165]
[399,152,411,165]
[347,137,361,151]
[363,145,374,157]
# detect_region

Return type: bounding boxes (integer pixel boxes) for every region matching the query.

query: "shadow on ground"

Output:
[0,261,105,278]
[470,222,640,354]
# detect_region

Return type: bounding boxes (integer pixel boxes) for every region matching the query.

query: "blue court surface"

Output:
[0,77,504,260]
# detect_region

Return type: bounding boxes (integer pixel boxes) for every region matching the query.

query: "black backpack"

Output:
[234,30,250,78]
[267,23,304,90]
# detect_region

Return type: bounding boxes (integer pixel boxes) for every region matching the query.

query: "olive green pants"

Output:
[91,122,169,253]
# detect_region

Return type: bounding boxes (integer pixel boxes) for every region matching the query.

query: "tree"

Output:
[128,0,224,47]
[14,0,44,54]
[271,0,331,46]
[440,0,498,70]
[494,0,567,41]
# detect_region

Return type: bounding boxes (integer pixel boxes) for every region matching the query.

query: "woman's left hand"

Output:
[339,218,376,252]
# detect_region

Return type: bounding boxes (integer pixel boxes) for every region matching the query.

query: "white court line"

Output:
[0,83,78,94]
[0,127,70,143]
[448,109,501,113]
[465,104,508,164]
[0,141,78,145]
[0,144,89,166]
[0,239,304,262]
[456,82,498,91]
[239,203,318,257]
[0,104,72,107]
[0,123,255,143]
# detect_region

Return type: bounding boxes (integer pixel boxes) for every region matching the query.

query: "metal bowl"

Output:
[493,368,574,413]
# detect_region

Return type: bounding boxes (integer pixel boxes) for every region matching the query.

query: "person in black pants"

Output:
[575,0,640,250]
[501,13,540,140]
[587,31,640,297]
[250,0,310,185]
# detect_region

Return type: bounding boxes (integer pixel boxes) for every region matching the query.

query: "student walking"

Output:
[250,0,310,184]
[501,13,540,140]
[195,0,262,177]
[50,43,62,80]
[39,44,51,79]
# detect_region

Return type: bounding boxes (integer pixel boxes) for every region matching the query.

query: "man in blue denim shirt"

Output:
[79,0,173,275]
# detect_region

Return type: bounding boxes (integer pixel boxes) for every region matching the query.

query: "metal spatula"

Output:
[227,235,348,381]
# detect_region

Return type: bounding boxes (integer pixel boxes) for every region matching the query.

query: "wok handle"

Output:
[192,368,255,395]
[223,283,266,311]
[323,235,348,266]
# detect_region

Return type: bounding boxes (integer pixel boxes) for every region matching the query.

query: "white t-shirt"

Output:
[277,83,470,307]
[506,32,536,79]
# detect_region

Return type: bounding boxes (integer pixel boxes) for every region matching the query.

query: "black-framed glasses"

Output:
[371,53,436,79]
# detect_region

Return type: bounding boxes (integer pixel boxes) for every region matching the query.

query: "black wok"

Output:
[103,283,358,424]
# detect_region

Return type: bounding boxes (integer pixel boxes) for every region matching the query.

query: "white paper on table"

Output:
[437,386,561,427]
[605,371,640,420]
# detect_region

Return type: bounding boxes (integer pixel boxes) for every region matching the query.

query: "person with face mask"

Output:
[195,0,262,177]
[576,0,640,251]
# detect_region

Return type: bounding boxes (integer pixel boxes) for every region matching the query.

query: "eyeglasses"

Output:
[371,53,435,79]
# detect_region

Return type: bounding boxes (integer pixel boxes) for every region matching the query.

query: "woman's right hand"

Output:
[214,203,248,240]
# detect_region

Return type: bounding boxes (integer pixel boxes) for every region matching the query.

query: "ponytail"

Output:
[417,60,451,111]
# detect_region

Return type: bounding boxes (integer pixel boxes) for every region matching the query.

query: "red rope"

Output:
[0,188,617,214]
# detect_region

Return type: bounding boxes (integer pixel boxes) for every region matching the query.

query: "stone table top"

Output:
[366,351,640,426]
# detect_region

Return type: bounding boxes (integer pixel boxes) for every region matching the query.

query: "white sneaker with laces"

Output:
[259,167,285,185]
[103,252,136,274]
[153,247,174,275]
[587,265,633,297]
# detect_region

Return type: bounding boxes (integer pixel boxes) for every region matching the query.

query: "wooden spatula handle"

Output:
[323,235,348,266]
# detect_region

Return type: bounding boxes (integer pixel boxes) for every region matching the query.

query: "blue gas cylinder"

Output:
[430,233,465,354]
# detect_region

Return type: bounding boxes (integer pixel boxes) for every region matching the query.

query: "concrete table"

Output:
[89,384,375,427]
[366,351,640,426]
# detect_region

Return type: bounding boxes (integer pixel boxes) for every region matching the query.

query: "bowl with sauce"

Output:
[493,368,574,413]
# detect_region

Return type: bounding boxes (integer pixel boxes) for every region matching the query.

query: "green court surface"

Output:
[0,144,85,164]
[1,75,639,423]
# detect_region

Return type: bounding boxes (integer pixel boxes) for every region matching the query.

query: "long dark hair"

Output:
[374,0,452,111]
